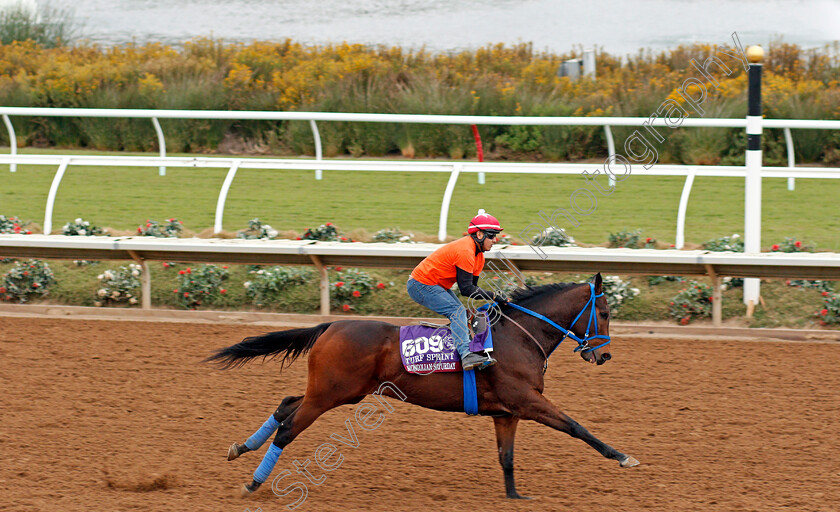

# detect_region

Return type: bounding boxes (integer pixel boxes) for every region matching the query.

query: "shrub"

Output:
[62,218,103,236]
[245,266,312,307]
[770,237,814,253]
[0,2,80,48]
[0,259,54,303]
[703,234,744,252]
[648,275,684,286]
[608,229,646,249]
[372,228,415,243]
[533,226,575,247]
[602,275,640,312]
[173,264,229,309]
[238,218,279,240]
[137,218,183,238]
[302,222,341,241]
[786,279,833,293]
[332,268,375,310]
[95,264,141,306]
[0,215,31,234]
[668,281,713,324]
[816,292,840,325]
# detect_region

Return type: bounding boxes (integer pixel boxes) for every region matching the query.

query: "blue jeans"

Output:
[407,278,472,358]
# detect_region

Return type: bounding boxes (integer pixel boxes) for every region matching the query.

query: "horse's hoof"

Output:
[620,455,640,468]
[228,443,242,461]
[240,481,261,497]
[507,493,533,500]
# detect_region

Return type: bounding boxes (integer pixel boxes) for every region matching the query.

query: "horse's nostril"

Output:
[602,353,611,361]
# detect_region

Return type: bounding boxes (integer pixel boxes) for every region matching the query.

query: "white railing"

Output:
[2,234,840,326]
[1,108,838,249]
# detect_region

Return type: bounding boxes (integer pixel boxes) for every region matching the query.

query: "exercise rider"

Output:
[406,209,509,371]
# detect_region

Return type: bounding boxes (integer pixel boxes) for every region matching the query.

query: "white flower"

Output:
[83,221,90,226]
[267,229,278,238]
[244,281,251,288]
[78,229,86,236]
[97,274,104,280]
[104,270,114,280]
[131,270,140,277]
[111,291,120,299]
[732,233,740,239]
[97,289,107,297]
[129,298,138,305]
[631,288,640,296]
[75,218,82,224]
[257,270,264,275]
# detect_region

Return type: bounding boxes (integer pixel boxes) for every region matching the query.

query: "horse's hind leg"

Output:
[242,394,365,495]
[228,395,303,461]
[516,393,640,468]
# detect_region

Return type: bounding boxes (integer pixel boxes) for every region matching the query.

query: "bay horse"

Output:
[207,273,640,499]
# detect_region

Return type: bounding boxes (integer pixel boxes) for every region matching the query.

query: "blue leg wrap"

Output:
[253,444,283,483]
[245,415,280,451]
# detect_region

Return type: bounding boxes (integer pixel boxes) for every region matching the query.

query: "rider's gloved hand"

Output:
[494,291,510,304]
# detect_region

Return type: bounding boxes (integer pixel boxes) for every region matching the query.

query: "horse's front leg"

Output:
[515,392,639,468]
[493,415,530,499]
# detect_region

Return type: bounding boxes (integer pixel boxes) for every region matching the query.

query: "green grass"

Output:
[2,148,840,250]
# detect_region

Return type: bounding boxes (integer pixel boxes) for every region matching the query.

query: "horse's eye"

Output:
[600,311,609,320]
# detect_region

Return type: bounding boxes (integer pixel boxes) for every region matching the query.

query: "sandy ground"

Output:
[1,317,839,512]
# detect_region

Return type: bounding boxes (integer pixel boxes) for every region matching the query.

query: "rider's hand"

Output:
[494,291,510,304]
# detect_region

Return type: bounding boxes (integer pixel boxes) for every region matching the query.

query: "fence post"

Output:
[439,164,462,241]
[43,157,70,235]
[743,46,764,314]
[3,114,16,173]
[675,169,696,249]
[310,254,330,315]
[152,117,166,176]
[784,127,795,191]
[310,120,323,180]
[604,125,616,187]
[214,160,241,234]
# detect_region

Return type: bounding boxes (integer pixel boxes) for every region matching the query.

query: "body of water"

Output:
[36,0,840,53]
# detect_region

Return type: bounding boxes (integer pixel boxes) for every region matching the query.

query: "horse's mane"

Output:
[503,281,582,309]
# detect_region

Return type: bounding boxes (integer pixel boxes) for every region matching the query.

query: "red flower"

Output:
[0,287,6,294]
[220,289,227,294]
[669,244,675,248]
[25,231,31,234]
[785,280,791,285]
[13,226,20,233]
[326,222,333,226]
[645,237,652,243]
[222,265,228,269]
[342,304,351,312]
[376,282,386,289]
[822,291,829,297]
[179,270,186,275]
[680,317,690,325]
[821,309,828,316]
[186,268,191,274]
[173,289,179,293]
[168,218,174,222]
[335,281,344,287]
[772,244,780,251]
[184,292,190,297]
[709,296,714,302]
[352,290,361,297]
[335,266,343,271]
[137,227,142,233]
[795,241,802,248]
[22,271,28,276]
[32,283,39,288]
[340,237,347,241]
[146,223,152,228]
[162,262,169,268]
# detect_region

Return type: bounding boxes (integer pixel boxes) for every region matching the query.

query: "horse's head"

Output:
[570,273,611,366]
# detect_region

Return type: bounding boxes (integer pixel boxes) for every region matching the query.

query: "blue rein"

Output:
[503,283,611,358]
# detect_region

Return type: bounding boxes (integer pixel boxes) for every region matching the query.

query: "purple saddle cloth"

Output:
[398,318,492,374]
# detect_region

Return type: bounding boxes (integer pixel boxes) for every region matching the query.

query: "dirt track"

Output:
[1,317,839,512]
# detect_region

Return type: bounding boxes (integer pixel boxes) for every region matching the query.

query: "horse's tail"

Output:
[205,322,334,370]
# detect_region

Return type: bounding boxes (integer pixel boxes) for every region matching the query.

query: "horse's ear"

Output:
[591,272,603,294]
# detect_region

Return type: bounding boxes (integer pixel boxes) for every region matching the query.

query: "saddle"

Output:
[418,313,487,338]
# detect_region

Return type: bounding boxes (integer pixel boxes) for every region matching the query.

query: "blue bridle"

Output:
[503,282,611,358]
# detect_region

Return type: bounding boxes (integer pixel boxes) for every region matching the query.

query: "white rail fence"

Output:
[2,235,839,326]
[1,108,839,245]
